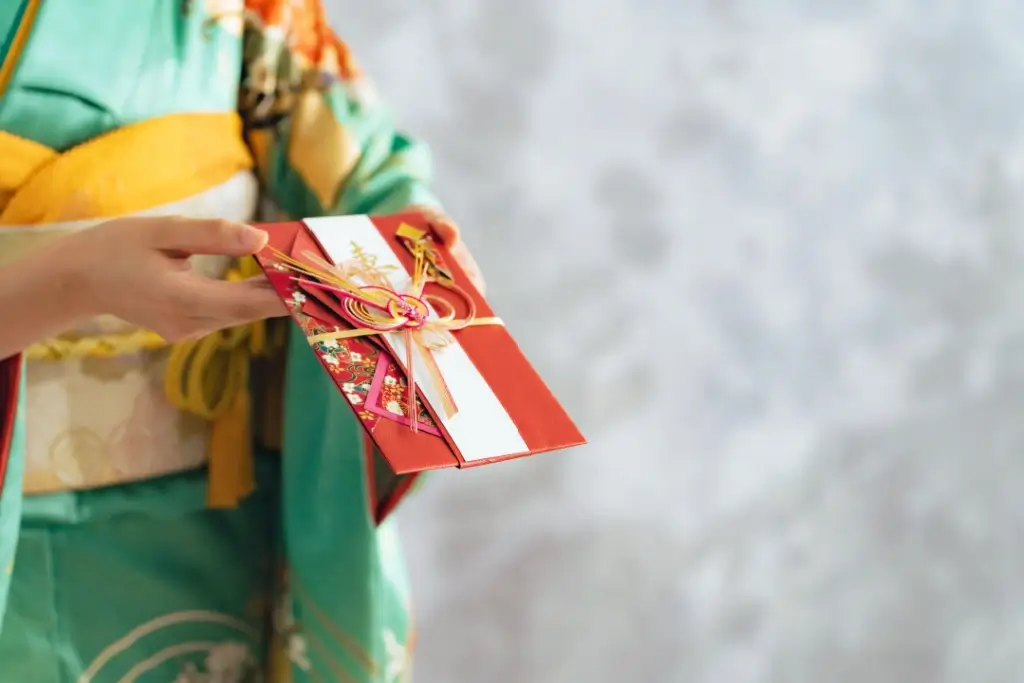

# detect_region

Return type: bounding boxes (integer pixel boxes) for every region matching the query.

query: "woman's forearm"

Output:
[0,250,91,360]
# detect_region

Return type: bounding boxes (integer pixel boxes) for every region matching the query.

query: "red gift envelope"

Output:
[255,213,585,517]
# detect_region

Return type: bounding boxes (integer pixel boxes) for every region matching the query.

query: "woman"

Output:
[0,1,480,680]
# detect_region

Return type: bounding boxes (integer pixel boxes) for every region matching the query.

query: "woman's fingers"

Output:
[406,204,461,246]
[430,216,461,247]
[404,205,486,294]
[450,241,486,295]
[178,276,286,326]
[144,218,269,256]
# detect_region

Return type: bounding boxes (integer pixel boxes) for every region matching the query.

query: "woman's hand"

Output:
[0,216,286,359]
[52,216,285,341]
[405,205,486,295]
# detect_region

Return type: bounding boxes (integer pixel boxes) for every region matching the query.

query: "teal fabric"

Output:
[0,460,278,683]
[0,0,240,150]
[0,370,24,626]
[283,325,413,681]
[263,132,442,222]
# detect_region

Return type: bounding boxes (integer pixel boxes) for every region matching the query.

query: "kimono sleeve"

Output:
[0,355,24,631]
[241,0,442,219]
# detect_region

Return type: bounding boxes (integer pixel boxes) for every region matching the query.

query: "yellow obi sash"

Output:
[0,112,271,506]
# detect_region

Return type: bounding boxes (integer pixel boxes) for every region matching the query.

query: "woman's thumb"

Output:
[145,218,269,256]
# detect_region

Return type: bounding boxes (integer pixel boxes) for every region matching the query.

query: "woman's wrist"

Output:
[12,241,96,331]
[0,252,88,359]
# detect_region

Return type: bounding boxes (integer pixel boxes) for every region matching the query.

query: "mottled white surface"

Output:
[331,1,1024,681]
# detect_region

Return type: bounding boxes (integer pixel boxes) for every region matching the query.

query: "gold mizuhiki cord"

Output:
[270,223,501,429]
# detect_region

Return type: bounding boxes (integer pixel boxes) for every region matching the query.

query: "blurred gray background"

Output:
[333,1,1024,682]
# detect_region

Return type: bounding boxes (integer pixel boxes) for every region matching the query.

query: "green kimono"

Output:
[0,0,439,680]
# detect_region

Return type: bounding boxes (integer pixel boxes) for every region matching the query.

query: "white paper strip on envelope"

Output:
[306,215,528,462]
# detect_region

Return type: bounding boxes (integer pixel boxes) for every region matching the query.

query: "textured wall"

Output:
[330,1,1024,682]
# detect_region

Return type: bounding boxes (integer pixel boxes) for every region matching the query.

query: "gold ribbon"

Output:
[164,256,286,507]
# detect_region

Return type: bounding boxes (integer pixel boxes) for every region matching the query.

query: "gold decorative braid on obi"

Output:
[25,329,167,361]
